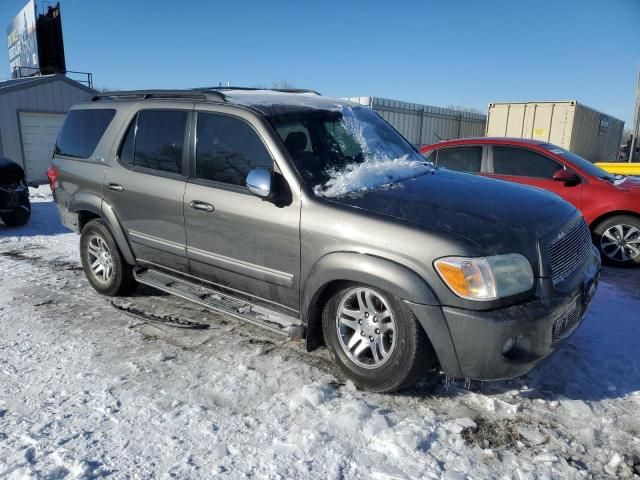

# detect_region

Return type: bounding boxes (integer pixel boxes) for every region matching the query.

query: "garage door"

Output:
[19,112,65,184]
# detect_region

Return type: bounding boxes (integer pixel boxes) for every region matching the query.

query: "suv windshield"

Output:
[542,143,615,181]
[268,106,430,197]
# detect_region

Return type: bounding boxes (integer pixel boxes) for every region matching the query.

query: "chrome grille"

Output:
[548,219,592,285]
[552,300,584,341]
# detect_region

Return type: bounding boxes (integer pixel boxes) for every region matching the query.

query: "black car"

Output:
[0,157,31,227]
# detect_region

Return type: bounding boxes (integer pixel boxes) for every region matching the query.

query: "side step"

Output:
[134,268,306,339]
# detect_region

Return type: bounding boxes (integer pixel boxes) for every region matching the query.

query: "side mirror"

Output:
[246,168,273,199]
[553,169,580,185]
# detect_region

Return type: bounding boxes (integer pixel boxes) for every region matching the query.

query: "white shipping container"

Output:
[486,101,624,163]
[343,96,486,149]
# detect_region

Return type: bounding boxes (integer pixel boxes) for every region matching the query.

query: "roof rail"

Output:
[194,86,321,96]
[91,89,226,102]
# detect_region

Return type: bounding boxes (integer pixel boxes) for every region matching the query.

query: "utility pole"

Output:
[629,68,640,162]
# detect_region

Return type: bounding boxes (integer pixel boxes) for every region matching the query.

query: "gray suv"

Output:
[51,88,600,392]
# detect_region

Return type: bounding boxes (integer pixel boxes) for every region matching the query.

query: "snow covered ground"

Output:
[0,189,639,479]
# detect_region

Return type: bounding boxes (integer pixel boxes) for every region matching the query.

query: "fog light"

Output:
[502,337,517,355]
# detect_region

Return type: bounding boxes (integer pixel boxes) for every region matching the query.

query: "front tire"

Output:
[592,215,640,267]
[80,219,135,296]
[322,283,434,392]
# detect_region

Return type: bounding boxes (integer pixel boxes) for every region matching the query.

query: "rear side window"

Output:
[437,146,482,173]
[492,146,562,178]
[118,110,188,174]
[195,112,273,186]
[55,109,116,159]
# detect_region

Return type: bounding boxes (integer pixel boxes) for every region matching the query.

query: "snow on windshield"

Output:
[313,107,432,198]
[314,155,429,197]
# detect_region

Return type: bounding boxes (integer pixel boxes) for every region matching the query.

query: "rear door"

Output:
[103,105,192,273]
[183,108,301,313]
[486,145,583,209]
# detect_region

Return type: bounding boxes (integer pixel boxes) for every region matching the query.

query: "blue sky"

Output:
[1,0,639,124]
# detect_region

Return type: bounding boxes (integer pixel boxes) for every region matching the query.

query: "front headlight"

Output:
[434,254,534,301]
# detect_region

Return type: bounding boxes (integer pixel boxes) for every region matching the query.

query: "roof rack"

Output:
[194,86,321,96]
[91,89,227,102]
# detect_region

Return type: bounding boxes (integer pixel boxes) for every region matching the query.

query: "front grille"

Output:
[552,300,585,341]
[548,218,592,285]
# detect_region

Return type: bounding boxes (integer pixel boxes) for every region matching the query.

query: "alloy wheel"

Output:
[600,224,640,262]
[335,287,396,369]
[87,235,114,283]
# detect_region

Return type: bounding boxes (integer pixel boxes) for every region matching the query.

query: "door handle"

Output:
[190,200,214,212]
[108,183,124,192]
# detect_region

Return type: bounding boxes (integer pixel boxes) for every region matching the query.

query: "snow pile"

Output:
[314,154,429,198]
[1,192,640,478]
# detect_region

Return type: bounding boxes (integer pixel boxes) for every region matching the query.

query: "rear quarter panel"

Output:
[53,103,136,219]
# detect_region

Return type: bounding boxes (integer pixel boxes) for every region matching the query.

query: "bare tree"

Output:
[446,104,484,115]
[271,80,296,90]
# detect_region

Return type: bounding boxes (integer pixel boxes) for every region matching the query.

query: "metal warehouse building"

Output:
[0,74,94,183]
[343,96,487,149]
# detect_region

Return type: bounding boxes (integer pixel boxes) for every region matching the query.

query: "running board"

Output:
[134,268,305,338]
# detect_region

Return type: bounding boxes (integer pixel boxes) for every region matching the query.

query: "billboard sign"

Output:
[7,1,39,78]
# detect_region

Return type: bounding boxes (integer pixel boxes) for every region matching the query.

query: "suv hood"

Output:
[328,170,578,260]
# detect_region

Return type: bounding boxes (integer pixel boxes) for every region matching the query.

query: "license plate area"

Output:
[552,296,584,341]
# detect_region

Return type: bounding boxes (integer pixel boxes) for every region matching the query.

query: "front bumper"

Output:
[409,246,601,380]
[0,184,28,213]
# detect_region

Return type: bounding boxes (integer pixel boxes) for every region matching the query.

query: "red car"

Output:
[420,138,640,266]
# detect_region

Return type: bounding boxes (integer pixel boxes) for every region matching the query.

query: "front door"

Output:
[486,145,583,209]
[103,107,191,273]
[183,110,301,313]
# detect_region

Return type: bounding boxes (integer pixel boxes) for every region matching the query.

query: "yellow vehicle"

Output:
[595,163,640,176]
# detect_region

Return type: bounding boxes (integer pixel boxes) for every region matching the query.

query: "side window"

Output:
[437,146,482,173]
[55,109,116,159]
[133,110,187,174]
[196,112,273,186]
[492,146,563,178]
[118,116,136,167]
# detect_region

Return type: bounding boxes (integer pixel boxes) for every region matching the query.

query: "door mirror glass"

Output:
[553,169,580,185]
[246,168,273,198]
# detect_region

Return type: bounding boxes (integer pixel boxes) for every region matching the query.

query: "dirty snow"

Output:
[0,188,639,478]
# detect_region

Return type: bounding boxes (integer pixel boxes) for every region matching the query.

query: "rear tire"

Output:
[592,215,640,267]
[80,219,136,296]
[322,283,435,392]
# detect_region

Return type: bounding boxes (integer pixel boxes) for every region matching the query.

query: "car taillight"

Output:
[46,165,59,192]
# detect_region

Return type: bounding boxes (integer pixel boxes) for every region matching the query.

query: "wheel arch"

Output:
[70,194,136,265]
[589,210,640,230]
[302,252,440,351]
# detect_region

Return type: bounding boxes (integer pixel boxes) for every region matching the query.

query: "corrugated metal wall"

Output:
[0,79,92,167]
[343,96,486,148]
[487,101,624,162]
[570,103,625,163]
